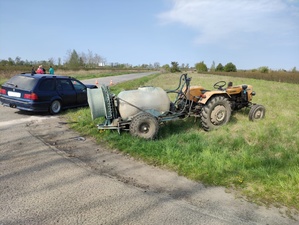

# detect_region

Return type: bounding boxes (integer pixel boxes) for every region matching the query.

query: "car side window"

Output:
[57,80,73,91]
[38,79,55,91]
[72,79,86,91]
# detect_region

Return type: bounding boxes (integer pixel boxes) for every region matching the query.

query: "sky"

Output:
[0,0,298,70]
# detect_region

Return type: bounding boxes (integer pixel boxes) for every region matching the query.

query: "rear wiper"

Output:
[6,82,18,87]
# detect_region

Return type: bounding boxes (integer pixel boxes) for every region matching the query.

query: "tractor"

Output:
[87,73,265,139]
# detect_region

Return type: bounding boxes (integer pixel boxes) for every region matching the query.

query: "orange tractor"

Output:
[181,79,265,131]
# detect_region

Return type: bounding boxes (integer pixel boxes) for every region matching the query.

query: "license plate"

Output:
[8,91,21,97]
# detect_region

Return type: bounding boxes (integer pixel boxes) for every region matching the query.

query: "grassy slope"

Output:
[65,72,299,211]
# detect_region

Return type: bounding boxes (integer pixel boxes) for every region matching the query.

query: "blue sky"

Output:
[0,0,298,70]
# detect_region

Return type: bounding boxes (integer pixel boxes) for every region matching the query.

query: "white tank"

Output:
[117,87,170,120]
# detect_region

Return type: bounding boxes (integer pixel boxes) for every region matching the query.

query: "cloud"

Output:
[158,0,299,45]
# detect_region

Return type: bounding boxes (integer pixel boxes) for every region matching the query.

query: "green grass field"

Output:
[65,72,299,212]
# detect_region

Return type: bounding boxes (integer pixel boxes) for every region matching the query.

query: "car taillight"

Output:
[0,88,6,95]
[24,93,38,100]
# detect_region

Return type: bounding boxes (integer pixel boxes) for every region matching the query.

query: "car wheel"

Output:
[49,100,62,114]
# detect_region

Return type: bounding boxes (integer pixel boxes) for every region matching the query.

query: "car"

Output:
[0,73,98,114]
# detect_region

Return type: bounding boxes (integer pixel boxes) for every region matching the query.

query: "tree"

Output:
[170,61,180,73]
[8,57,14,66]
[66,50,80,68]
[210,61,216,72]
[224,62,237,72]
[216,63,224,71]
[162,64,170,72]
[93,53,103,66]
[153,62,160,69]
[291,67,297,73]
[259,66,269,73]
[195,61,208,73]
[180,63,185,70]
[0,60,8,66]
[141,64,149,69]
[15,56,21,65]
[48,57,55,66]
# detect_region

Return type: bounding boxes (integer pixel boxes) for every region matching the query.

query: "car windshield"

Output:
[5,75,38,91]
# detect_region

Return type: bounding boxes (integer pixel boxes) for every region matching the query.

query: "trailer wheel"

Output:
[201,96,231,131]
[130,113,159,140]
[249,104,265,121]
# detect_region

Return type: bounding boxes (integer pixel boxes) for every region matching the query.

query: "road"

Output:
[0,72,298,225]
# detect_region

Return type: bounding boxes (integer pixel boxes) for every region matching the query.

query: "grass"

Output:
[64,72,299,213]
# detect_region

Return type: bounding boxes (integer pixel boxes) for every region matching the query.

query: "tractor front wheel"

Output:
[249,104,265,121]
[129,113,159,140]
[201,96,231,131]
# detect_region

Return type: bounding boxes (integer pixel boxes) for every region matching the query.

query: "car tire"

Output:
[129,113,159,140]
[49,100,62,114]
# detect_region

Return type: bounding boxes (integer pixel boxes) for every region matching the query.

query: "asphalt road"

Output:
[0,72,298,225]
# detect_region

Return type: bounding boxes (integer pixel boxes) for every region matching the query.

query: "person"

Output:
[36,65,44,74]
[31,67,36,75]
[49,66,54,75]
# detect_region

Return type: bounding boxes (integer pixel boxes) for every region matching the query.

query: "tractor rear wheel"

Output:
[201,96,231,131]
[249,104,265,121]
[129,113,159,140]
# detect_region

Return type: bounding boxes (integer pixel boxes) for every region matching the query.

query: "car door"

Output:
[71,79,88,105]
[56,79,77,107]
[37,78,57,103]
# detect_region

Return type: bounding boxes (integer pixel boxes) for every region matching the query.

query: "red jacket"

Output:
[36,68,44,74]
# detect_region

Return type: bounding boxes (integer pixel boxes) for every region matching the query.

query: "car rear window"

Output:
[5,75,38,91]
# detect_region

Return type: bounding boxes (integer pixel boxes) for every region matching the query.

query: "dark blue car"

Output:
[0,73,97,114]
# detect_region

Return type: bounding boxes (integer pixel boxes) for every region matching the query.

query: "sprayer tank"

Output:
[117,87,170,120]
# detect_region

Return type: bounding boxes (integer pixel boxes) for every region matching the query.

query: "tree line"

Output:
[0,49,297,73]
[0,50,161,71]
[169,61,297,74]
[0,49,106,69]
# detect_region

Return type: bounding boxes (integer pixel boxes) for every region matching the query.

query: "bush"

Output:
[224,62,237,72]
[259,66,269,73]
[216,63,224,71]
[170,62,181,73]
[195,61,208,73]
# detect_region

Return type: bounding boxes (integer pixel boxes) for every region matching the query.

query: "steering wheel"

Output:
[213,81,226,90]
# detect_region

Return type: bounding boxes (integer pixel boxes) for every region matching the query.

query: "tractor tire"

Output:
[129,113,159,140]
[201,96,232,131]
[249,104,265,121]
[49,100,62,115]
